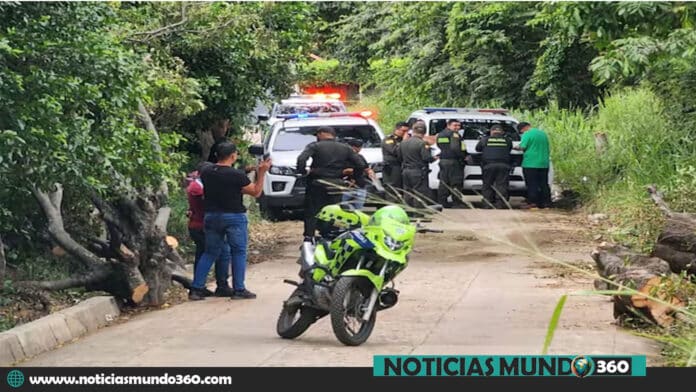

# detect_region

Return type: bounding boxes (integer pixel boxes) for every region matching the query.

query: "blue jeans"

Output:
[189,228,230,288]
[341,187,367,210]
[192,213,248,291]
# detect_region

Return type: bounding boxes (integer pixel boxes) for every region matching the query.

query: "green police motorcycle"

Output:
[276,204,442,346]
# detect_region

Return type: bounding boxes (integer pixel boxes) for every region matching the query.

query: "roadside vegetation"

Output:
[335,2,696,366]
[1,1,694,365]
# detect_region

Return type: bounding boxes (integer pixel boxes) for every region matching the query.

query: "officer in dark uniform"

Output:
[381,121,410,202]
[435,119,466,208]
[475,124,513,209]
[398,124,438,208]
[297,126,367,241]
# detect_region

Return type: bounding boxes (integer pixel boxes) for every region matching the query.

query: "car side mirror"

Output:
[257,114,269,123]
[248,144,265,157]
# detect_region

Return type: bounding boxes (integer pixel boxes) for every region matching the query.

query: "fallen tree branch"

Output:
[17,267,111,291]
[32,184,104,267]
[646,185,696,274]
[591,242,685,327]
[647,185,674,218]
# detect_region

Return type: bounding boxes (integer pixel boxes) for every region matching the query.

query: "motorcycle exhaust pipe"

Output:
[378,288,399,309]
[300,242,315,270]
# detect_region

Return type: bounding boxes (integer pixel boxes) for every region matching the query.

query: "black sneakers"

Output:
[214,286,235,297]
[230,289,257,300]
[188,288,206,301]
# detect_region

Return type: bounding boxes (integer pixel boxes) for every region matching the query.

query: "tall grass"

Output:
[517,88,696,251]
[519,88,696,365]
[356,87,696,365]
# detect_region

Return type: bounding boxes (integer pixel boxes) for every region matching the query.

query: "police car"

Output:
[265,94,348,127]
[248,111,385,219]
[406,107,553,196]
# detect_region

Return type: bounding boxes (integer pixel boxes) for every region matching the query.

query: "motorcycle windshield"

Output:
[365,218,415,264]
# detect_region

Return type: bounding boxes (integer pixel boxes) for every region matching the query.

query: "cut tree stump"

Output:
[591,242,685,327]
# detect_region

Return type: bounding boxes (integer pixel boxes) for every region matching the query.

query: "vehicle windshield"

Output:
[272,125,382,152]
[272,102,346,116]
[429,119,520,141]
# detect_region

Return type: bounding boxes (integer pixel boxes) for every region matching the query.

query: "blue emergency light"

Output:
[423,107,459,113]
[276,111,373,120]
[422,107,509,115]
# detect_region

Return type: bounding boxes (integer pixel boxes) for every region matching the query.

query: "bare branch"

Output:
[647,185,674,217]
[48,183,63,210]
[17,268,110,291]
[127,2,187,42]
[137,100,168,199]
[32,184,104,267]
[182,16,241,36]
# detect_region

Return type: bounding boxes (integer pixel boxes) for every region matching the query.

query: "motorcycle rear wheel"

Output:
[330,277,377,346]
[276,289,322,339]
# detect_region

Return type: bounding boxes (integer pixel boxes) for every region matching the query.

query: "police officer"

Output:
[381,121,409,201]
[436,119,466,208]
[475,124,513,209]
[398,124,438,208]
[297,126,367,242]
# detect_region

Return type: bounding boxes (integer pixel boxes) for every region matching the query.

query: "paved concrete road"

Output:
[22,209,662,366]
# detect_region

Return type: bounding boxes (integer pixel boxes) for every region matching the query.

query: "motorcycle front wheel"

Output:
[330,277,377,346]
[276,289,323,339]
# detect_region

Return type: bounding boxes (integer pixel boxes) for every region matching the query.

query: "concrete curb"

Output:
[0,296,120,366]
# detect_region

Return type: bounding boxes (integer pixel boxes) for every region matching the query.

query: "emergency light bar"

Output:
[277,111,373,120]
[288,93,342,100]
[423,107,509,115]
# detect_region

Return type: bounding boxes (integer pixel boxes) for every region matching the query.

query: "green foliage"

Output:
[119,2,314,132]
[0,3,168,230]
[348,94,412,136]
[167,187,194,259]
[517,87,695,251]
[299,58,351,85]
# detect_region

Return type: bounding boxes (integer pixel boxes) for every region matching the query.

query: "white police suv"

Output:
[249,111,384,219]
[406,107,553,196]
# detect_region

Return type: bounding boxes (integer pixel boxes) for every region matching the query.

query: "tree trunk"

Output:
[647,185,696,274]
[591,242,685,327]
[199,118,231,160]
[594,132,608,155]
[20,102,194,307]
[28,183,191,307]
[0,234,5,282]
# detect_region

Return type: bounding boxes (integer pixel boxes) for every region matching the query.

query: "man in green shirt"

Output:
[513,122,551,208]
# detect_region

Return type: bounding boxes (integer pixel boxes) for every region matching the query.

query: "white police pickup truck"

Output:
[406,107,553,197]
[248,111,385,219]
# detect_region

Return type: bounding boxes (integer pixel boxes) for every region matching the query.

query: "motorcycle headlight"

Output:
[269,166,296,176]
[384,235,404,251]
